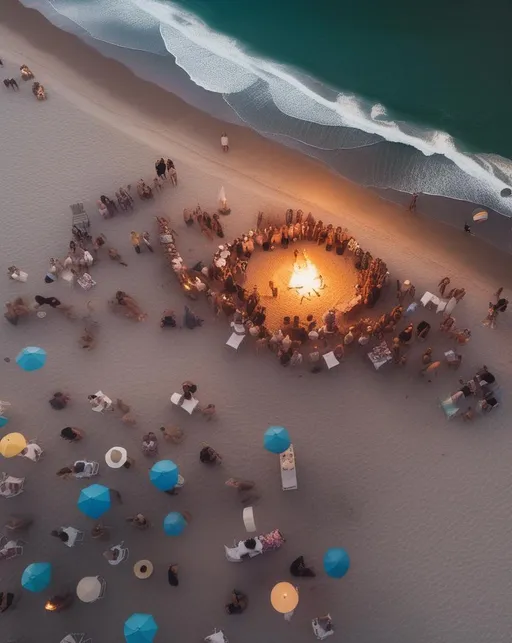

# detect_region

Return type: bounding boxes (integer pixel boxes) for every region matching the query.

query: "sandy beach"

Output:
[1,3,512,643]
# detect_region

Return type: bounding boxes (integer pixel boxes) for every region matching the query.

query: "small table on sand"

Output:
[133,560,154,579]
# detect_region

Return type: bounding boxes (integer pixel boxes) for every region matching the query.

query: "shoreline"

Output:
[3,0,512,258]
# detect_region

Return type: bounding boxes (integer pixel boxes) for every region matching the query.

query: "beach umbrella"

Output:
[264,426,291,454]
[163,511,187,536]
[150,460,179,491]
[0,416,9,428]
[124,613,158,643]
[472,208,488,223]
[270,582,299,613]
[0,432,27,458]
[323,548,351,578]
[22,562,52,592]
[77,484,111,519]
[15,346,47,372]
[105,446,128,469]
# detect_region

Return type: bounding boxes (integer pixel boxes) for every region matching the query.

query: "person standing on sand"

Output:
[408,193,418,212]
[221,133,229,152]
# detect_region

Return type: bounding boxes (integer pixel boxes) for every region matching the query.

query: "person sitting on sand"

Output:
[114,290,146,321]
[290,555,316,577]
[137,179,153,200]
[4,298,31,325]
[183,305,203,329]
[398,323,414,344]
[49,392,70,410]
[160,310,177,328]
[159,426,184,444]
[199,445,222,464]
[225,478,259,504]
[60,427,84,442]
[439,315,455,332]
[126,513,150,529]
[225,589,248,614]
[141,432,158,457]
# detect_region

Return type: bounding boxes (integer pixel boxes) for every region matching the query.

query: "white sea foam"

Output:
[21,0,512,216]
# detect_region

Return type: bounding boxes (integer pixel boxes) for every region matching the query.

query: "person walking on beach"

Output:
[131,231,142,254]
[221,132,229,152]
[168,564,179,586]
[408,193,418,212]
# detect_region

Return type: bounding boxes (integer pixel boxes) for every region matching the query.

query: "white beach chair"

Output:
[280,445,298,491]
[170,393,199,414]
[322,351,340,369]
[205,630,228,643]
[312,615,334,639]
[61,634,92,643]
[226,333,245,350]
[62,527,84,548]
[243,506,256,532]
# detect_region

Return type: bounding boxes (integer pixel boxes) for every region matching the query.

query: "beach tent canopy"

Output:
[323,548,351,578]
[78,484,111,519]
[16,346,47,372]
[264,426,291,454]
[163,511,187,536]
[124,613,158,643]
[150,460,179,491]
[22,562,52,592]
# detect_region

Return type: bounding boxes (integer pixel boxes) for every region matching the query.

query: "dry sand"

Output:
[1,5,512,643]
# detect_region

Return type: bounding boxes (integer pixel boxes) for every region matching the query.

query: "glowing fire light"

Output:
[288,252,323,297]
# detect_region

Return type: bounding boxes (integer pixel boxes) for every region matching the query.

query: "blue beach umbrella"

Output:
[15,346,47,372]
[150,460,179,491]
[124,613,158,643]
[78,484,111,519]
[21,562,52,592]
[323,548,351,579]
[163,511,187,536]
[0,416,8,428]
[264,426,291,454]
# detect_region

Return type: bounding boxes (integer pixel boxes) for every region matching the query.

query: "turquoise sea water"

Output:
[175,0,511,157]
[15,0,512,226]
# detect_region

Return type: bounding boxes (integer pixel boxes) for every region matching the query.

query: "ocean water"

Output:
[17,0,512,220]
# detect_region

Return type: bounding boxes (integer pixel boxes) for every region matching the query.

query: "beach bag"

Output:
[336,246,344,255]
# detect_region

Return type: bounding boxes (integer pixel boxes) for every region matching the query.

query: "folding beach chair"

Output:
[170,393,199,414]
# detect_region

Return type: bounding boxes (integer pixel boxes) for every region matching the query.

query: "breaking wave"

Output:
[20,0,512,217]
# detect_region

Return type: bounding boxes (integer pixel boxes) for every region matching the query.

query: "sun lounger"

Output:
[243,506,256,532]
[323,351,340,369]
[226,333,245,350]
[170,392,199,414]
[280,445,298,491]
